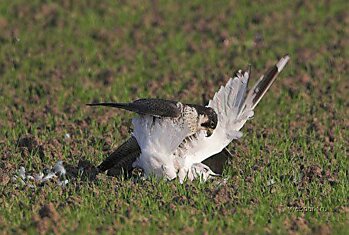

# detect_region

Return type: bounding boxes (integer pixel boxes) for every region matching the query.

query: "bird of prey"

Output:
[87,99,218,137]
[91,55,290,182]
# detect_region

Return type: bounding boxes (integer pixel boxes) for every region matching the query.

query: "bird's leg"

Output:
[191,163,219,180]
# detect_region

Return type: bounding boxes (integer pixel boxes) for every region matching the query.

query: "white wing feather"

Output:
[176,71,250,168]
[176,55,290,169]
[132,116,190,179]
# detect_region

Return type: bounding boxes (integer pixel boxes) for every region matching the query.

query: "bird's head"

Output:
[199,107,218,137]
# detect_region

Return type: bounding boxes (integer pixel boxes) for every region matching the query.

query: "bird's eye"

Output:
[210,121,216,128]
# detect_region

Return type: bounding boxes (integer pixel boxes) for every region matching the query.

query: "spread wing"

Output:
[177,55,290,167]
[97,136,140,176]
[87,98,181,118]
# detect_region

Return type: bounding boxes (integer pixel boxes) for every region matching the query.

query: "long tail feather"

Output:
[87,102,131,110]
[240,55,289,114]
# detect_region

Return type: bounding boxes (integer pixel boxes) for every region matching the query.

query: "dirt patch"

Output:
[312,224,332,235]
[0,156,15,186]
[284,216,310,234]
[95,68,115,86]
[298,164,338,186]
[0,169,10,186]
[32,203,64,235]
[207,183,240,208]
[212,185,232,205]
[64,159,98,181]
[17,134,44,153]
[38,203,60,222]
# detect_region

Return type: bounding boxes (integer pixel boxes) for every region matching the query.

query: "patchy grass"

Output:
[0,0,348,234]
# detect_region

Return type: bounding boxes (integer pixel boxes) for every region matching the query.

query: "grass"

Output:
[0,0,348,234]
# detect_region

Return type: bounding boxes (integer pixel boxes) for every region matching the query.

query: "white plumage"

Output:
[132,56,290,182]
[132,116,191,180]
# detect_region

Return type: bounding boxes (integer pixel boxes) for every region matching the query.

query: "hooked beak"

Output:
[206,128,214,137]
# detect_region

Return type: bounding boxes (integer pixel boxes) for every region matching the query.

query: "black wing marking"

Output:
[106,150,141,177]
[98,136,140,176]
[245,55,290,110]
[87,98,181,118]
[202,148,232,174]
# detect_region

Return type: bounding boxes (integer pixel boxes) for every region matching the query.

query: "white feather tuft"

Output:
[132,116,191,179]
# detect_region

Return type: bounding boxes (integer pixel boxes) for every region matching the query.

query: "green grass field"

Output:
[0,0,348,234]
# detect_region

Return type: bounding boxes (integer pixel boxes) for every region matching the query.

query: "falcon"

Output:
[87,99,218,137]
[91,55,290,182]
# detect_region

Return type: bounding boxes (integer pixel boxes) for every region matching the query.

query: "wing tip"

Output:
[276,55,290,72]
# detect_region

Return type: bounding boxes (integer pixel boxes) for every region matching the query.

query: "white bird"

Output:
[97,55,290,182]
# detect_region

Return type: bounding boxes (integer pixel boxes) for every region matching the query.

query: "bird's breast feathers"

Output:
[181,105,200,135]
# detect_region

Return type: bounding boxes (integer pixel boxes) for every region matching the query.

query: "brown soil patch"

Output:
[32,203,64,235]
